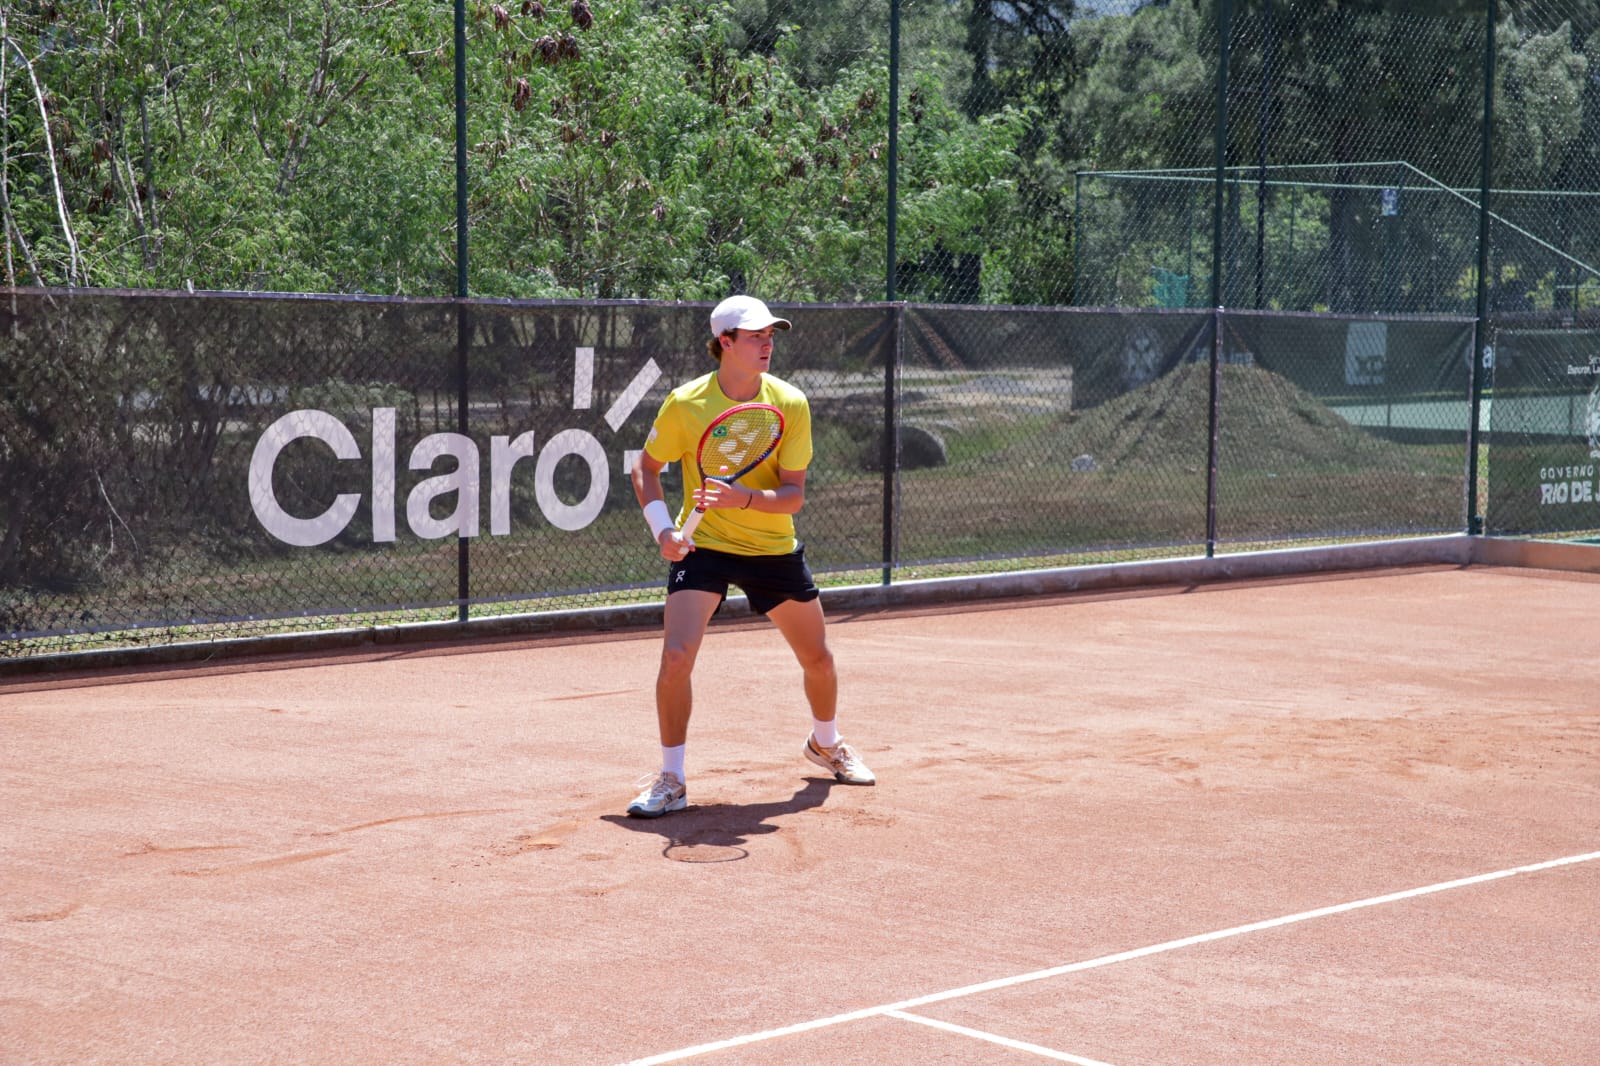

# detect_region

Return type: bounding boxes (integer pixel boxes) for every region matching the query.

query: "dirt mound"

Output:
[1042,362,1420,472]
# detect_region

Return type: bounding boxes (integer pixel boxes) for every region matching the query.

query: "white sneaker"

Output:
[804,735,876,785]
[626,771,687,818]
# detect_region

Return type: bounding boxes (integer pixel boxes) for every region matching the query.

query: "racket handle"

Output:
[678,506,706,540]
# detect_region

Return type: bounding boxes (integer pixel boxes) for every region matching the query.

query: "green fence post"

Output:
[455,0,471,621]
[881,0,900,588]
[1206,0,1232,557]
[882,306,900,588]
[1254,0,1274,310]
[886,0,900,310]
[1072,171,1082,306]
[1466,0,1496,536]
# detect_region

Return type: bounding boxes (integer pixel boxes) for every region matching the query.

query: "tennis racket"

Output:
[678,402,785,540]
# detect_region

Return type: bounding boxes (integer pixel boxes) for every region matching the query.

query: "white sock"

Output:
[661,744,685,783]
[811,718,839,748]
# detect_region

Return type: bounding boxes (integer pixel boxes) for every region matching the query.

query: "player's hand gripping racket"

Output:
[678,402,785,541]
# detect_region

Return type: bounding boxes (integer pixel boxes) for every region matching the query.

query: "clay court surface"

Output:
[3,564,1597,1064]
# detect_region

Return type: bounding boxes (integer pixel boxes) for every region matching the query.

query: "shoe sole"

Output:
[626,796,687,818]
[804,746,875,786]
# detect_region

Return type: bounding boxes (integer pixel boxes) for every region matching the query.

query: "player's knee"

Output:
[658,643,697,683]
[796,644,835,678]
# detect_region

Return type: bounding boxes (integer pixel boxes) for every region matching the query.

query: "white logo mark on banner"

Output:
[1345,322,1387,386]
[250,348,663,545]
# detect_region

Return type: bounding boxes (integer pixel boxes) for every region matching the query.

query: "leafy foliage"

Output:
[3,0,1598,309]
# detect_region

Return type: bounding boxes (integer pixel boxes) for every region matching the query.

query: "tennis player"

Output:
[626,295,874,818]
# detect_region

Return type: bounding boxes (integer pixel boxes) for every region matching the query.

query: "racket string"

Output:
[709,412,781,474]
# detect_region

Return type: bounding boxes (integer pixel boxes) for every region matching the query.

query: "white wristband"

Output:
[642,499,675,541]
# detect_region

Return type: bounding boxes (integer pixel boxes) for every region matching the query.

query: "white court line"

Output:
[886,1009,1117,1065]
[620,849,1599,1065]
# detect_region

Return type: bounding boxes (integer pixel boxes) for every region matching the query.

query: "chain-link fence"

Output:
[12,0,1588,311]
[1481,1,1600,540]
[1,290,1476,654]
[4,0,1599,657]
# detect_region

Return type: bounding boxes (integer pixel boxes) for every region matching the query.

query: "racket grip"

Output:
[678,506,706,540]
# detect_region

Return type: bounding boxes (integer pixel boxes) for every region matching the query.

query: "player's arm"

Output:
[737,466,806,514]
[731,392,810,514]
[692,466,805,514]
[632,450,692,558]
[630,448,669,511]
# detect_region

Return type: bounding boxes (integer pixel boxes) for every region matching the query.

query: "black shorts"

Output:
[666,545,820,616]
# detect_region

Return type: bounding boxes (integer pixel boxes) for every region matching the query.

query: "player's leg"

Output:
[656,588,721,746]
[765,595,836,723]
[767,597,874,786]
[627,582,720,819]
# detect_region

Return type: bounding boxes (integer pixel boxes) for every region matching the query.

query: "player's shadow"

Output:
[601,777,837,862]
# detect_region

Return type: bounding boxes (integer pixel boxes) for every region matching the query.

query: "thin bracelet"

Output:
[742,490,753,509]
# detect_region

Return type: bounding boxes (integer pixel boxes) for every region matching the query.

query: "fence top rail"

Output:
[1221,308,1477,324]
[0,286,458,306]
[0,289,1491,322]
[1079,160,1600,198]
[1078,160,1600,280]
[0,288,911,314]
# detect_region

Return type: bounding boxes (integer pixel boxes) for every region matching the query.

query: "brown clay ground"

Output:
[3,564,1597,1064]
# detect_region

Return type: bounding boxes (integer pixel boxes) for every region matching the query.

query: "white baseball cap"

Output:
[710,295,791,335]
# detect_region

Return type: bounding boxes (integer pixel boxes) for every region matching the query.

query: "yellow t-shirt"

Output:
[643,372,813,556]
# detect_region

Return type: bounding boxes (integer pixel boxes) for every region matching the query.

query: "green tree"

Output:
[1,0,455,292]
[465,0,1024,301]
[1492,11,1595,308]
[3,0,1026,301]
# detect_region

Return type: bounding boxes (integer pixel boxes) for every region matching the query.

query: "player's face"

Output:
[721,327,777,372]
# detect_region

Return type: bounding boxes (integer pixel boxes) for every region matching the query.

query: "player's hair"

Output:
[707,330,735,360]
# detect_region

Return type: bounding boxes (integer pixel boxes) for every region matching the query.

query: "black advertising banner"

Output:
[1486,321,1600,536]
[0,292,898,641]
